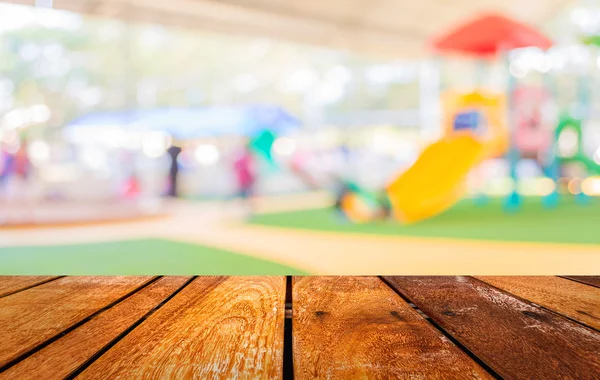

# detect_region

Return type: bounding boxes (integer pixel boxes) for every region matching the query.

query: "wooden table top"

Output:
[0,276,598,379]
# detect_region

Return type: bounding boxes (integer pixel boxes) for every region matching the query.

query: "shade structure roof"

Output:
[65,105,301,139]
[432,14,553,57]
[4,0,569,57]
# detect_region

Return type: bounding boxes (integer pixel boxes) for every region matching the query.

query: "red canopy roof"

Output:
[432,14,553,57]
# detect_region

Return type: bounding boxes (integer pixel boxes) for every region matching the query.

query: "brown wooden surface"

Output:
[0,276,153,368]
[562,276,600,288]
[0,276,60,298]
[78,276,286,379]
[0,276,190,379]
[476,276,600,330]
[384,276,600,380]
[292,276,491,379]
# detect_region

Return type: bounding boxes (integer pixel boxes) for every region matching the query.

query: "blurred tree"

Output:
[0,5,420,132]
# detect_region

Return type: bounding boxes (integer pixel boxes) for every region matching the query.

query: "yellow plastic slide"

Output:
[386,133,484,224]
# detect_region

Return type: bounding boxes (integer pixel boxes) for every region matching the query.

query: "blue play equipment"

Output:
[64,105,301,139]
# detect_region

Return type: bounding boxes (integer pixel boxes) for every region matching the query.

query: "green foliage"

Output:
[0,10,419,129]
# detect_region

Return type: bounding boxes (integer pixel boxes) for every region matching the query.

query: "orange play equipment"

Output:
[386,90,508,223]
[340,193,375,223]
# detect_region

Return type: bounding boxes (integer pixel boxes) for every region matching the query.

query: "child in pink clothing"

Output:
[233,146,257,216]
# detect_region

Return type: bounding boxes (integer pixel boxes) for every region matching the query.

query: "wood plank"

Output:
[384,276,600,379]
[292,276,492,379]
[562,276,600,288]
[0,276,60,298]
[476,276,600,330]
[77,276,286,379]
[0,276,153,368]
[1,276,191,379]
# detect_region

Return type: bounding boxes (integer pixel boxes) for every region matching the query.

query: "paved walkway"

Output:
[1,196,599,274]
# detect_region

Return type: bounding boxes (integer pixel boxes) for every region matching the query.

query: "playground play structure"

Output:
[389,14,600,223]
[257,14,600,224]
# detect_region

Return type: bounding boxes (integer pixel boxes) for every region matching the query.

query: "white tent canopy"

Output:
[4,0,570,57]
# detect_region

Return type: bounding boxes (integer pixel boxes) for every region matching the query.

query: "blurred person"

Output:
[233,143,257,218]
[122,172,141,200]
[166,143,182,197]
[0,142,15,203]
[0,139,33,224]
[118,149,140,200]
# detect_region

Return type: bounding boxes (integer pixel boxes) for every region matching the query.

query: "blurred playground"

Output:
[1,2,600,275]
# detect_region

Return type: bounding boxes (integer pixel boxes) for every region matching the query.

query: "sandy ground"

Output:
[1,194,599,274]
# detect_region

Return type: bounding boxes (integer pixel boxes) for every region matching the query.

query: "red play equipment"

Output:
[432,13,553,57]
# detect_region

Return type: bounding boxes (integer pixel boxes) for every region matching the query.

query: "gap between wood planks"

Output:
[0,276,65,299]
[378,276,503,380]
[469,276,600,333]
[2,275,596,378]
[0,276,182,374]
[559,275,600,289]
[64,276,196,379]
[283,276,294,380]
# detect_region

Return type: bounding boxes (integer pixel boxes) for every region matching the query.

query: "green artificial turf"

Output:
[0,239,307,275]
[251,196,600,245]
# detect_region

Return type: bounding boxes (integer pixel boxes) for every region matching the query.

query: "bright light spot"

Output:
[537,177,556,196]
[139,26,167,48]
[557,128,579,157]
[272,137,296,156]
[568,178,582,194]
[536,56,552,73]
[509,61,527,78]
[30,104,50,123]
[282,68,318,93]
[194,144,220,165]
[582,177,600,196]
[142,132,168,158]
[369,132,398,155]
[517,178,538,196]
[28,140,50,162]
[571,7,590,25]
[2,108,29,129]
[325,66,351,84]
[314,82,344,105]
[232,74,260,93]
[516,177,555,196]
[79,88,102,107]
[486,177,515,196]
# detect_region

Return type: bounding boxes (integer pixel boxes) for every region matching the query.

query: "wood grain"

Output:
[0,276,153,368]
[292,276,491,379]
[0,276,190,379]
[77,276,286,379]
[0,276,60,298]
[562,276,600,288]
[384,276,600,380]
[476,276,600,330]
